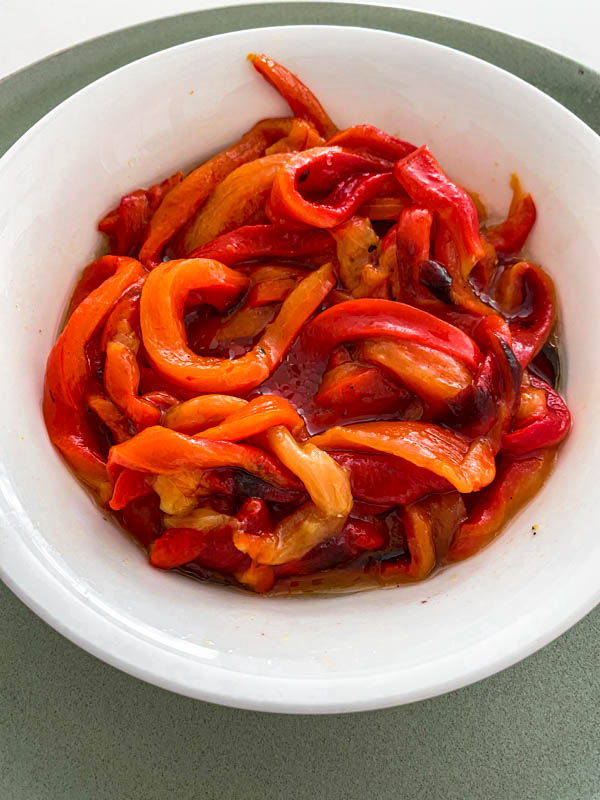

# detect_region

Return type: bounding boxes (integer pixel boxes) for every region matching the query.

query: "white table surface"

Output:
[2,0,599,81]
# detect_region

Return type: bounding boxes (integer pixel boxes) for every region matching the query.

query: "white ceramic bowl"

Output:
[0,26,599,714]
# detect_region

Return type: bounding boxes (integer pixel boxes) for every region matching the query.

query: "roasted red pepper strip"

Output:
[328,451,452,505]
[393,146,484,277]
[68,255,129,314]
[248,53,337,138]
[269,148,392,228]
[484,174,537,257]
[99,283,143,350]
[104,340,162,430]
[314,361,411,418]
[391,206,433,303]
[327,124,415,160]
[86,391,132,444]
[188,223,334,263]
[495,260,556,367]
[151,526,248,572]
[502,375,570,456]
[110,468,154,511]
[43,257,146,500]
[99,172,183,257]
[311,421,495,494]
[246,276,299,307]
[141,260,336,393]
[107,426,302,491]
[300,298,482,371]
[194,395,304,441]
[163,395,248,434]
[139,117,320,265]
[447,448,557,561]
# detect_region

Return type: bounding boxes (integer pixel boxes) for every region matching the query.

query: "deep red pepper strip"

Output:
[188,224,334,263]
[327,124,415,160]
[44,257,146,500]
[110,468,154,511]
[495,261,556,368]
[269,147,392,228]
[501,375,571,456]
[484,174,537,257]
[447,449,556,561]
[328,451,452,505]
[393,146,484,277]
[248,54,337,138]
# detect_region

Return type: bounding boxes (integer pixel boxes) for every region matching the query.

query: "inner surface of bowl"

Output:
[0,26,598,713]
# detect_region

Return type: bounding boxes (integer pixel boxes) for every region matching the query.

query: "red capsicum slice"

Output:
[501,375,571,456]
[328,451,452,505]
[188,224,334,264]
[495,260,556,368]
[393,145,484,277]
[107,426,303,491]
[163,395,248,434]
[327,124,415,160]
[268,147,392,228]
[43,256,146,500]
[193,395,304,441]
[484,174,537,257]
[311,421,495,494]
[110,468,154,511]
[447,448,556,561]
[248,53,337,138]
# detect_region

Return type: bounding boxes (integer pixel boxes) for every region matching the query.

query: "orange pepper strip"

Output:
[138,117,318,265]
[163,395,248,434]
[447,448,556,561]
[106,426,303,491]
[43,256,146,499]
[104,340,162,430]
[181,152,295,254]
[141,261,336,393]
[311,422,496,494]
[193,396,304,441]
[248,53,337,138]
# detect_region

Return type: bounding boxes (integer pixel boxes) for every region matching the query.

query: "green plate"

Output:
[1,5,599,798]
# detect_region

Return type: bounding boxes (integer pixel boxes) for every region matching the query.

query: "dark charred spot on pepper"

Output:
[419,259,454,304]
[298,168,310,183]
[367,244,377,253]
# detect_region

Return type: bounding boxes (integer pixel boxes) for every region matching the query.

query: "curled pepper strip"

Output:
[150,525,248,573]
[327,124,415,161]
[248,53,337,138]
[163,395,248,434]
[188,224,334,264]
[484,174,537,258]
[107,426,302,492]
[447,448,557,561]
[495,260,556,368]
[139,117,320,265]
[109,468,154,511]
[180,152,295,254]
[377,503,436,582]
[141,259,336,393]
[193,396,304,441]
[43,257,146,498]
[268,147,392,228]
[394,146,484,277]
[502,375,571,456]
[311,421,496,494]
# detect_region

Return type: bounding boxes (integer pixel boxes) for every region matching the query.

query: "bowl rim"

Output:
[1,24,599,714]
